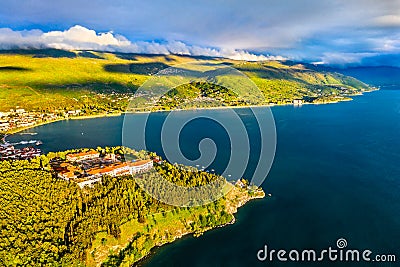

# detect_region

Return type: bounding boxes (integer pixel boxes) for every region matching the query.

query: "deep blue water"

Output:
[8,88,400,266]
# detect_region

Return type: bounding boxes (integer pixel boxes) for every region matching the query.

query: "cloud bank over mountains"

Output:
[0,25,284,61]
[0,0,399,66]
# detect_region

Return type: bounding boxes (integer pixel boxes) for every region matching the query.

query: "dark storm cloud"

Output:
[0,0,399,65]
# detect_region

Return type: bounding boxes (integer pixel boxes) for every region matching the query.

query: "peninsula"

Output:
[0,146,265,266]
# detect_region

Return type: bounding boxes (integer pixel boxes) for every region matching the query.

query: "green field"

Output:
[0,49,371,113]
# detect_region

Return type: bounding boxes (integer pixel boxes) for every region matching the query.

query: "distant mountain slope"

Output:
[329,66,400,86]
[234,61,369,104]
[0,49,372,113]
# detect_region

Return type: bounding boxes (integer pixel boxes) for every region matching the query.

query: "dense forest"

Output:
[0,147,253,266]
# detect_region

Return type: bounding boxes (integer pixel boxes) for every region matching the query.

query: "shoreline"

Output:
[132,189,265,267]
[3,112,122,138]
[126,98,347,114]
[85,186,265,266]
[3,88,377,138]
[118,88,379,114]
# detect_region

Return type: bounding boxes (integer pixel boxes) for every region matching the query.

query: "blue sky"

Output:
[0,0,399,66]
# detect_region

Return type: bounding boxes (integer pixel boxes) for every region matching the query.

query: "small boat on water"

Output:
[36,141,43,146]
[20,132,37,135]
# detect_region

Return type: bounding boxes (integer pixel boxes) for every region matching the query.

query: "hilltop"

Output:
[0,49,372,114]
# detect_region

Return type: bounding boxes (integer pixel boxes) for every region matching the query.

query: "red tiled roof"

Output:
[132,159,152,166]
[86,160,152,175]
[67,151,99,159]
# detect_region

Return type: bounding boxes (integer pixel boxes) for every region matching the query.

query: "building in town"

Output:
[66,151,100,162]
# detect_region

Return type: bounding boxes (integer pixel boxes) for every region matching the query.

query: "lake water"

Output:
[8,87,400,266]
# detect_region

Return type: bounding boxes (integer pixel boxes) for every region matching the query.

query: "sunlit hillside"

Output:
[0,49,370,112]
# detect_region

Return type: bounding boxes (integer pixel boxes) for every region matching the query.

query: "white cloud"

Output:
[0,25,284,61]
[373,15,400,27]
[372,38,400,53]
[0,28,44,49]
[42,25,131,49]
[220,49,286,61]
[318,52,376,66]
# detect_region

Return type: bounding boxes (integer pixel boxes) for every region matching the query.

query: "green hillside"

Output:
[0,49,371,113]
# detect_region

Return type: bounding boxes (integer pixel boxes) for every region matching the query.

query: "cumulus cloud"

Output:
[42,25,131,49]
[0,25,283,61]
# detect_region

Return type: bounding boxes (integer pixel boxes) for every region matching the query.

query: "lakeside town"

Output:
[0,107,83,133]
[0,100,301,134]
[0,144,42,161]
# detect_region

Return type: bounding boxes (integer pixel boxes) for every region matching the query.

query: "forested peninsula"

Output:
[0,146,264,266]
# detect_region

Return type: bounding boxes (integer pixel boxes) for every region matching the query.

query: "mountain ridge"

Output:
[0,49,373,113]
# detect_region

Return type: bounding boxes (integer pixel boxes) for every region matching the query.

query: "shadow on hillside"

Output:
[36,81,138,94]
[0,66,32,72]
[104,62,170,75]
[0,49,77,58]
[105,61,237,77]
[114,53,221,62]
[77,51,104,59]
[235,64,317,84]
[115,53,170,61]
